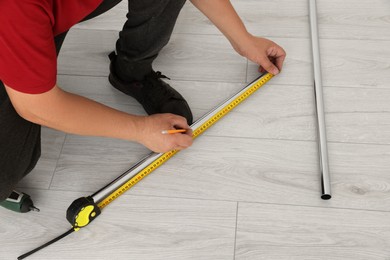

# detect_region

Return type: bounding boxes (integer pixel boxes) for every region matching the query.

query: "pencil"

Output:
[161,129,187,135]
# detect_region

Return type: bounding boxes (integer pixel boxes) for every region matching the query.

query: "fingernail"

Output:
[272,68,280,75]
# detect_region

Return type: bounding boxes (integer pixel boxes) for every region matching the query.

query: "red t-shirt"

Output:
[0,0,102,94]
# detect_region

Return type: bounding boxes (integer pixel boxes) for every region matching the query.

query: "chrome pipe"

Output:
[309,0,331,199]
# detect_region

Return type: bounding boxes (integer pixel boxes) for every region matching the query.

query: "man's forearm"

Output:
[6,83,194,153]
[6,84,142,142]
[190,0,250,48]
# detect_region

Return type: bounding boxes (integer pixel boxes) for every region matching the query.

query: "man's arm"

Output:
[5,84,192,152]
[190,0,286,75]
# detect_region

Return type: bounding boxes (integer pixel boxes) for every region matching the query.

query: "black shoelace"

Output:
[143,71,177,103]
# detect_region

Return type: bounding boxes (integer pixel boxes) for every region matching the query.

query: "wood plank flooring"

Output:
[1,0,390,259]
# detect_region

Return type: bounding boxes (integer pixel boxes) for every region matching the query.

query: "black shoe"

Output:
[108,52,193,125]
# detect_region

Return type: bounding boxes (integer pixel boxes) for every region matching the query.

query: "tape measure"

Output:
[66,72,274,227]
[96,72,273,210]
[66,196,101,231]
[18,73,273,260]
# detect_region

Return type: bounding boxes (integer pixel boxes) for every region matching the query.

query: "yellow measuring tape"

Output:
[97,73,273,209]
[18,73,274,260]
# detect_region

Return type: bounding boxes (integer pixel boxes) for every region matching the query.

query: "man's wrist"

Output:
[229,32,253,56]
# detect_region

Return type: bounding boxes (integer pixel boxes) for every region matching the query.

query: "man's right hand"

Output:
[134,113,193,153]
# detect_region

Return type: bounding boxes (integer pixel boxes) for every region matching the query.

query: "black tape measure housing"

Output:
[66,196,101,229]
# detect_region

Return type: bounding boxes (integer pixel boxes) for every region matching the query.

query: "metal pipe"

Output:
[309,0,331,199]
[91,152,162,203]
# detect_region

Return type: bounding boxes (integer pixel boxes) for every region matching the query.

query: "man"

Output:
[0,0,286,209]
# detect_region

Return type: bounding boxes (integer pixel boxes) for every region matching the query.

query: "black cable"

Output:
[17,228,75,260]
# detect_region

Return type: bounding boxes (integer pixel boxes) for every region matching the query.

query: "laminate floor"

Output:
[1,1,390,259]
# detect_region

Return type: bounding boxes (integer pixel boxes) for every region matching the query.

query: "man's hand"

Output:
[233,35,286,75]
[190,0,286,75]
[135,114,193,153]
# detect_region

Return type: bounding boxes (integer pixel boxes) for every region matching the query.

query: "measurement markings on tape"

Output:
[98,149,178,209]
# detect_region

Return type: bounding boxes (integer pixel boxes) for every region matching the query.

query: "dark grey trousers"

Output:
[0,0,186,201]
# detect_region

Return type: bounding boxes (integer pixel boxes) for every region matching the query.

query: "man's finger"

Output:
[259,56,279,75]
[268,46,286,72]
[274,55,286,72]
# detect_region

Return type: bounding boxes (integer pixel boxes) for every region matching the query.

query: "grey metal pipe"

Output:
[309,0,331,199]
